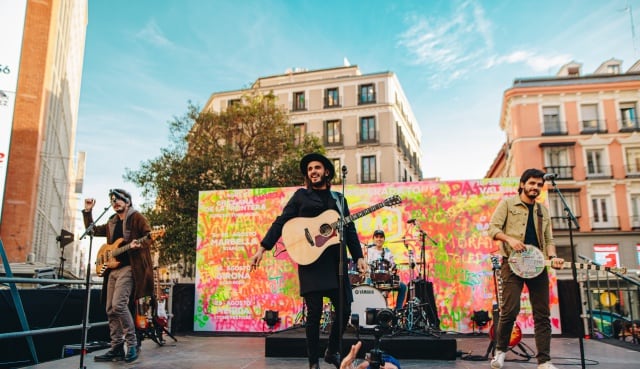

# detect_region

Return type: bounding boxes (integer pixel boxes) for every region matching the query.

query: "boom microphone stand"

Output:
[77,205,110,369]
[547,175,585,369]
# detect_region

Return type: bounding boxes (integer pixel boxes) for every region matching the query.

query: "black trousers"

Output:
[303,288,351,365]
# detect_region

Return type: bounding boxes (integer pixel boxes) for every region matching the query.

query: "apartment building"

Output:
[202,65,423,184]
[487,58,640,282]
[0,0,87,273]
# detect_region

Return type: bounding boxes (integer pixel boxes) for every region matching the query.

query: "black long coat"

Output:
[261,188,363,300]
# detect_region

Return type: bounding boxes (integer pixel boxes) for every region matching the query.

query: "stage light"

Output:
[470,310,490,333]
[263,310,280,329]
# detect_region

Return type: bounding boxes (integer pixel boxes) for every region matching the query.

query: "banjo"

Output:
[508,245,627,279]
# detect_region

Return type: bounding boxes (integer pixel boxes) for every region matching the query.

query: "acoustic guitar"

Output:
[95,226,165,277]
[508,245,627,279]
[281,195,402,265]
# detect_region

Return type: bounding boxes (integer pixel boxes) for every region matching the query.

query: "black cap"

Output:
[299,153,335,180]
[373,229,385,237]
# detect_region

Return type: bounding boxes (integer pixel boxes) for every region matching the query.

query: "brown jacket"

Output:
[83,208,154,303]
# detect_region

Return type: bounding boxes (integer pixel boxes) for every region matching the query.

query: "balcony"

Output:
[619,118,640,132]
[323,133,344,147]
[543,165,574,180]
[580,119,608,134]
[291,102,306,112]
[551,216,580,230]
[632,215,640,229]
[585,165,613,179]
[625,163,640,178]
[590,216,620,230]
[324,96,342,108]
[358,130,379,145]
[542,121,568,136]
[361,171,380,184]
[358,92,377,105]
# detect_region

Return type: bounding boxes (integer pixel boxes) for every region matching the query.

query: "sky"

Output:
[76,0,640,208]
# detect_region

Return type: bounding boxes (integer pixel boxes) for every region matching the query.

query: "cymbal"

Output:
[395,261,425,266]
[388,238,418,243]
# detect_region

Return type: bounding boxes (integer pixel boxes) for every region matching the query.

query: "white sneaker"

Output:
[490,350,506,368]
[537,362,558,369]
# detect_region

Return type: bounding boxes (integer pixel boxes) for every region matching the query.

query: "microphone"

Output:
[543,173,558,181]
[407,218,416,224]
[342,165,348,174]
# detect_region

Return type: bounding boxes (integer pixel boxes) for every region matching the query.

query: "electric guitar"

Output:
[95,226,165,277]
[489,255,522,348]
[154,266,168,328]
[281,195,402,265]
[508,245,627,279]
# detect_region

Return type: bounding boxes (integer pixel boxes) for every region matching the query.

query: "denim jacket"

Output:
[488,195,554,259]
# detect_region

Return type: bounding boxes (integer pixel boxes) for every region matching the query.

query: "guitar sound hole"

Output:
[319,223,333,237]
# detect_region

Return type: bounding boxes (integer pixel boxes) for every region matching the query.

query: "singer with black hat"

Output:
[250,153,367,369]
[82,189,154,363]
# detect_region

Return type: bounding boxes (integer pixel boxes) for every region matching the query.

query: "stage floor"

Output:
[21,333,640,369]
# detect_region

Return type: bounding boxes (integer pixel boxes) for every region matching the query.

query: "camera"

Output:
[364,308,396,369]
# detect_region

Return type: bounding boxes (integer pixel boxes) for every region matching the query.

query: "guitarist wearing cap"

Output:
[250,153,367,369]
[487,169,564,369]
[83,189,154,363]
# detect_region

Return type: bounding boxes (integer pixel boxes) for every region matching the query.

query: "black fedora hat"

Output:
[299,153,335,180]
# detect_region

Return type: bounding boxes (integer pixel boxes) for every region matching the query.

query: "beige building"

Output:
[487,58,640,283]
[0,0,87,276]
[203,65,423,184]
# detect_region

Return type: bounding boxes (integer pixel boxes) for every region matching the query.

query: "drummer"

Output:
[367,230,407,311]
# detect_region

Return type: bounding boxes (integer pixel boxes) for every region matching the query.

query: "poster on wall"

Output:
[594,244,620,267]
[194,178,562,334]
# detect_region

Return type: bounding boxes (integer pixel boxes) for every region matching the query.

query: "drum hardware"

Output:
[387,238,418,243]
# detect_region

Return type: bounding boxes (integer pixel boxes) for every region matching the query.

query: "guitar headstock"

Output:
[490,255,501,271]
[383,195,402,207]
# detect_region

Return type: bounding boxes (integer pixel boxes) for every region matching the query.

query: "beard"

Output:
[310,176,329,189]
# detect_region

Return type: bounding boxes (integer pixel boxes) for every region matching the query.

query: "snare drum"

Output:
[351,285,387,328]
[370,259,391,283]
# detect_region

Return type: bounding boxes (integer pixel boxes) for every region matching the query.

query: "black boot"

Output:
[124,346,138,363]
[94,345,124,362]
[324,349,340,369]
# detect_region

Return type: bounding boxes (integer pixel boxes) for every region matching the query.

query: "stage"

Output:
[265,326,457,360]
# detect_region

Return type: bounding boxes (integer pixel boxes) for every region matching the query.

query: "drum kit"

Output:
[341,238,439,336]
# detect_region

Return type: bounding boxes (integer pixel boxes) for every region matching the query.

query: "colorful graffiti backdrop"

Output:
[195,178,561,334]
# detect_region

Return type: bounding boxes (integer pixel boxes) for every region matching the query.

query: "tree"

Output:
[125,90,324,275]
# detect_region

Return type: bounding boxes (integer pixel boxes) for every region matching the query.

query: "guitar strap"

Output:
[536,203,544,251]
[330,191,344,217]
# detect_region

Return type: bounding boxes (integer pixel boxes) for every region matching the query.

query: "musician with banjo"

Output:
[249,153,367,369]
[487,169,564,369]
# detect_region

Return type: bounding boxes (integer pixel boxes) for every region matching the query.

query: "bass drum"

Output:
[351,285,387,328]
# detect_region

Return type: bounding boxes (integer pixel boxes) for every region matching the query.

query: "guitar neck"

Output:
[341,202,388,225]
[112,234,149,258]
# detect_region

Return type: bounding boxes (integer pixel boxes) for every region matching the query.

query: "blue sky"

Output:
[77,0,640,207]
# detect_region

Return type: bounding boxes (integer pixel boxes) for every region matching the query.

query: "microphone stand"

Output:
[77,205,110,369]
[548,177,585,369]
[337,166,348,359]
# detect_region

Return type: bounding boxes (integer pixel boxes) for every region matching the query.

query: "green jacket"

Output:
[488,195,554,259]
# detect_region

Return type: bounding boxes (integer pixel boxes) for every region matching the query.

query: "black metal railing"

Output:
[544,165,574,180]
[625,163,640,178]
[589,216,620,230]
[542,121,568,135]
[580,119,608,134]
[619,118,640,132]
[585,165,613,179]
[323,96,342,108]
[358,92,376,105]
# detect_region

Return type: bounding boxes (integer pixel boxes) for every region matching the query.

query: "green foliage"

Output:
[125,90,324,274]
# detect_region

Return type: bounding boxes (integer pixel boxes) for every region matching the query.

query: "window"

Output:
[227,98,241,107]
[543,146,573,178]
[591,195,614,228]
[542,106,563,134]
[359,116,376,142]
[293,92,305,111]
[361,156,377,183]
[325,120,342,145]
[625,147,640,176]
[548,191,581,230]
[631,194,640,228]
[293,123,306,146]
[620,102,638,130]
[585,149,608,177]
[359,84,375,104]
[325,88,340,108]
[580,104,600,132]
